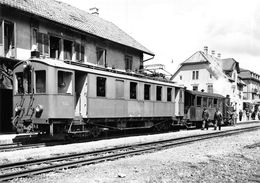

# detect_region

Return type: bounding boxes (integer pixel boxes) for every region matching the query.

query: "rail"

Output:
[0,124,259,181]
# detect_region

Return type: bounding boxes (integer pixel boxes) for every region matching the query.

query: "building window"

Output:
[0,20,15,58]
[125,55,133,71]
[156,86,162,101]
[116,80,124,99]
[50,36,60,59]
[96,77,106,97]
[96,47,106,66]
[167,88,172,102]
[58,71,73,94]
[35,70,46,93]
[192,71,199,80]
[144,84,150,100]
[207,84,213,93]
[75,42,85,62]
[193,85,198,91]
[210,73,212,79]
[180,75,182,80]
[64,39,73,60]
[130,82,137,99]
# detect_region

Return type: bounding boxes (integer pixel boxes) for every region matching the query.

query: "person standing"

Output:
[201,108,209,130]
[233,110,238,126]
[214,108,223,130]
[239,110,243,121]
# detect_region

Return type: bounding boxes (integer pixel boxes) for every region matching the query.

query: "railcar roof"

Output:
[186,90,225,98]
[14,59,184,88]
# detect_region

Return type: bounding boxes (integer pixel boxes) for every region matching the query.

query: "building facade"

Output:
[0,0,154,132]
[239,69,260,102]
[171,47,244,113]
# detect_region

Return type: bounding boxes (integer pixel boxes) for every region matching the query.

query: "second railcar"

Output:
[183,90,227,128]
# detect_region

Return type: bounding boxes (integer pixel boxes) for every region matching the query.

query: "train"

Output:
[11,58,233,138]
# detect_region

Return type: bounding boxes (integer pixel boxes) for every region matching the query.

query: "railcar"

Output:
[183,90,230,128]
[12,58,184,138]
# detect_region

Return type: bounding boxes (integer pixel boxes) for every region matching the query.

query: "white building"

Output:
[171,47,245,112]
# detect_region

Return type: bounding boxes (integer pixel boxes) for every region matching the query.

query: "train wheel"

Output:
[90,126,102,138]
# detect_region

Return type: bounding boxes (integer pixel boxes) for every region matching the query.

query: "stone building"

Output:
[0,0,154,132]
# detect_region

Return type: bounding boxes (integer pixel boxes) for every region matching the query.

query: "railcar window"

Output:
[144,84,150,100]
[116,80,124,99]
[24,69,32,94]
[180,90,183,101]
[208,98,213,108]
[203,97,207,107]
[156,86,162,101]
[16,72,24,94]
[213,98,218,108]
[58,71,72,94]
[96,77,106,97]
[191,95,195,106]
[167,88,172,102]
[197,96,202,107]
[130,82,137,99]
[35,71,46,93]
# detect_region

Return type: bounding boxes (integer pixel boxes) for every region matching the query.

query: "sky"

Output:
[59,0,260,74]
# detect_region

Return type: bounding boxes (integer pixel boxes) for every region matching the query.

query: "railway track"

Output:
[0,125,260,181]
[0,143,46,152]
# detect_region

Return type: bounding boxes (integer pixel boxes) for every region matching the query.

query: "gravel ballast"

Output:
[5,127,260,183]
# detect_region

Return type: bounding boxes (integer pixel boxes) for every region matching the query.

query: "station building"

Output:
[171,46,245,114]
[0,0,154,132]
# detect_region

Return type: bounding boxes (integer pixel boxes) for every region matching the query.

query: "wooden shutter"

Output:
[75,42,80,60]
[80,44,85,61]
[0,19,2,44]
[36,32,43,54]
[43,33,49,55]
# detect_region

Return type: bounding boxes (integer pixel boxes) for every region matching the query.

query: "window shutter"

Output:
[36,32,43,54]
[0,20,2,44]
[75,42,80,60]
[43,33,49,55]
[80,44,85,61]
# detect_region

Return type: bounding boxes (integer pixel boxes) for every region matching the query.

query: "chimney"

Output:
[211,50,215,56]
[89,7,99,16]
[204,46,208,54]
[217,53,221,58]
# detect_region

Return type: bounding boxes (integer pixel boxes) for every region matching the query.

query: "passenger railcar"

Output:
[183,90,229,128]
[12,58,184,137]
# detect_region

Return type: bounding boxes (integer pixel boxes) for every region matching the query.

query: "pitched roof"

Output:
[0,0,154,56]
[221,58,240,73]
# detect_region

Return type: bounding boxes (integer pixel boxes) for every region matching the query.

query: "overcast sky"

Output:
[59,0,260,74]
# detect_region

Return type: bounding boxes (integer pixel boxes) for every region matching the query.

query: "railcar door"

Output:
[75,71,88,118]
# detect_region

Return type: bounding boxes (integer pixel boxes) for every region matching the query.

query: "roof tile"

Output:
[0,0,154,55]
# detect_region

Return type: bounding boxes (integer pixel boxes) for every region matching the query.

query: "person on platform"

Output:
[214,108,223,130]
[201,108,209,130]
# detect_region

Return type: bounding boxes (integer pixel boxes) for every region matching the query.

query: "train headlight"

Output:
[23,61,32,70]
[35,105,43,118]
[14,105,22,116]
